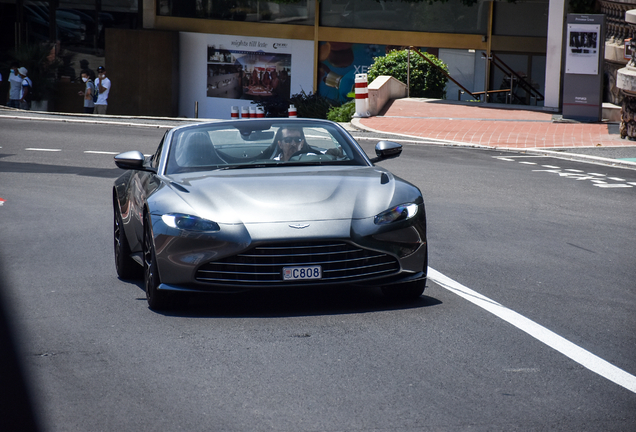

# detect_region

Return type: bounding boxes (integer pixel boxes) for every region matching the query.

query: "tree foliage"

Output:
[368,49,448,99]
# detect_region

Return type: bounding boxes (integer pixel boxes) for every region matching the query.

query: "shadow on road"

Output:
[125,280,442,318]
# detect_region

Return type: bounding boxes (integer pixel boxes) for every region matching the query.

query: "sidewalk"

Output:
[353,98,632,150]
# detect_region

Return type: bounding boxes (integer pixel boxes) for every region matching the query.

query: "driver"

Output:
[272,126,319,161]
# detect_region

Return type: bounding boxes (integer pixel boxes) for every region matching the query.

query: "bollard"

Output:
[249,106,256,118]
[241,106,249,119]
[231,106,239,119]
[194,101,199,119]
[288,104,297,118]
[256,107,265,118]
[353,74,370,118]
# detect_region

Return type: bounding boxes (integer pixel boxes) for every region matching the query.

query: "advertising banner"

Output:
[317,42,385,102]
[206,46,291,100]
[180,32,313,119]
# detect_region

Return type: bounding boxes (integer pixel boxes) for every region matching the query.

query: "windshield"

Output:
[165,121,367,175]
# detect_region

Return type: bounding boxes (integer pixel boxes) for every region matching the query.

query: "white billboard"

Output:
[179,32,314,119]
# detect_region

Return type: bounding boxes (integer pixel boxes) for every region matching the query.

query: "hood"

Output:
[168,166,397,224]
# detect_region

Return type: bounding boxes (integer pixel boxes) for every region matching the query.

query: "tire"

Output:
[381,279,426,301]
[114,203,141,279]
[143,217,173,310]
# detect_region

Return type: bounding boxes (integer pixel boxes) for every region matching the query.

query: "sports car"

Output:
[113,118,427,309]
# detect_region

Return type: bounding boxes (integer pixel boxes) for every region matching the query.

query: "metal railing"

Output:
[478,53,545,105]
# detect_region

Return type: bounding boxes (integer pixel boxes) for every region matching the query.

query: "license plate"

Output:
[283,265,322,281]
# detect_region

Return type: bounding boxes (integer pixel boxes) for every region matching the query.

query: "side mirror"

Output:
[370,141,402,163]
[114,151,151,171]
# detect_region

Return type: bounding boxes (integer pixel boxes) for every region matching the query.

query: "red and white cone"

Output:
[288,104,297,118]
[231,106,239,119]
[256,107,265,118]
[241,106,249,119]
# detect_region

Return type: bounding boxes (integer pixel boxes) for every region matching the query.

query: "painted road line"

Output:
[427,268,636,394]
[25,148,62,152]
[594,184,633,188]
[85,151,119,155]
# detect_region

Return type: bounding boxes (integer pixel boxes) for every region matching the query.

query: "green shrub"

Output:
[327,101,356,123]
[367,49,448,99]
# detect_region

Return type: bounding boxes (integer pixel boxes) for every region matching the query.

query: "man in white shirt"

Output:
[94,66,111,115]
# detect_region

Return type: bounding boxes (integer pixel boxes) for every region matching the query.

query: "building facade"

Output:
[1,0,570,118]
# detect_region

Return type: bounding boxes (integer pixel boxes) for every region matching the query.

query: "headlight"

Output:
[374,203,418,225]
[161,213,220,232]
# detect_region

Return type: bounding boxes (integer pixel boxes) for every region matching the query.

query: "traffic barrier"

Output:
[354,73,370,118]
[241,106,249,119]
[249,106,256,118]
[231,106,239,119]
[256,107,265,118]
[288,104,297,118]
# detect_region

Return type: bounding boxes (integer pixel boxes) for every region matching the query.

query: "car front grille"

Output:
[195,241,399,286]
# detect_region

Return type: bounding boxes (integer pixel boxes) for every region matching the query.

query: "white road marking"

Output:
[565,169,584,172]
[85,151,119,155]
[427,268,636,394]
[588,173,606,176]
[542,165,560,169]
[497,158,515,162]
[519,162,537,165]
[25,148,62,152]
[608,177,626,181]
[594,184,633,188]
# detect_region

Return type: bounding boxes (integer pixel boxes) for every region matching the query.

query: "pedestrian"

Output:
[7,62,22,108]
[77,69,95,114]
[94,66,111,115]
[18,67,32,110]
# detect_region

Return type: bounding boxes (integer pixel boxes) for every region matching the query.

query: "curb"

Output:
[351,118,636,171]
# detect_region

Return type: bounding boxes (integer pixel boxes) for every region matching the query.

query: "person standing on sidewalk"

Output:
[7,63,23,108]
[18,67,32,111]
[94,66,111,115]
[77,70,95,114]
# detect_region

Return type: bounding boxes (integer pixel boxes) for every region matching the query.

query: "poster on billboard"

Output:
[317,42,385,102]
[207,46,292,100]
[565,23,600,75]
[179,32,313,119]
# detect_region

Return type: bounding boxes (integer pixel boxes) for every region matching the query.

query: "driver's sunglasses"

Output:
[282,136,303,144]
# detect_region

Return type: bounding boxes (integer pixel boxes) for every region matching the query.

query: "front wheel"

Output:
[114,204,141,279]
[381,279,425,301]
[143,217,173,310]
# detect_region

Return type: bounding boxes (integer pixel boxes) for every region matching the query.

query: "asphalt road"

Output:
[0,116,635,431]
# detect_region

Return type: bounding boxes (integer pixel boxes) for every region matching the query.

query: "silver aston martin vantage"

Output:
[113,119,427,310]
